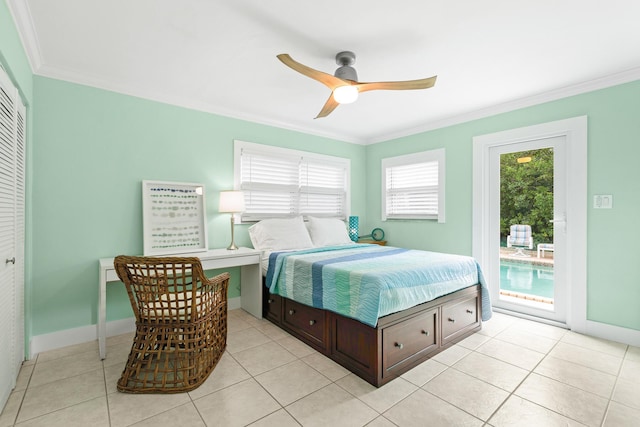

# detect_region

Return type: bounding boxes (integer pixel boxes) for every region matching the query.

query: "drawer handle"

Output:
[448,318,456,323]
[395,342,404,349]
[309,320,316,326]
[421,330,430,336]
[267,299,274,304]
[466,309,474,314]
[289,309,295,315]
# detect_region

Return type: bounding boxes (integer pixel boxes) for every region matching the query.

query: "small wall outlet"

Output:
[594,195,613,209]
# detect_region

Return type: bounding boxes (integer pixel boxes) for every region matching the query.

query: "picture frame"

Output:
[142,180,208,255]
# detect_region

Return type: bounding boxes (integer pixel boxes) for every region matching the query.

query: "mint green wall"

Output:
[366,80,640,332]
[30,76,366,336]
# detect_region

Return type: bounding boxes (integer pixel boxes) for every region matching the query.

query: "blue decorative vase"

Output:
[348,216,359,242]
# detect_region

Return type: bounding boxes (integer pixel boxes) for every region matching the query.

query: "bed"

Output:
[249,216,492,387]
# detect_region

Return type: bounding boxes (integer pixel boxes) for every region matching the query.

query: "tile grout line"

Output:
[598,344,630,427]
[228,331,350,426]
[487,325,627,426]
[419,386,485,424]
[434,329,538,424]
[6,356,36,427]
[390,341,495,424]
[237,322,400,426]
[100,359,113,427]
[481,333,565,425]
[225,348,292,426]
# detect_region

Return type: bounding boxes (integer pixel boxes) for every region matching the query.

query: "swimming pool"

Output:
[499,261,554,299]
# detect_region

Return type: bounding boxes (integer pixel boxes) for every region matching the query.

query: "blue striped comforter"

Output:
[265,244,492,327]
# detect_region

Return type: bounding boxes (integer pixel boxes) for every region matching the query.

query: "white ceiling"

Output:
[8,0,640,144]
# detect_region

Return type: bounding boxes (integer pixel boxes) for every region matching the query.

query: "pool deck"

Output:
[499,247,554,267]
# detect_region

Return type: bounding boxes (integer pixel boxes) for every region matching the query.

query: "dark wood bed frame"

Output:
[263,284,482,387]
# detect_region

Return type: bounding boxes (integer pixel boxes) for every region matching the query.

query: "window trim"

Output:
[381,148,445,223]
[234,140,351,222]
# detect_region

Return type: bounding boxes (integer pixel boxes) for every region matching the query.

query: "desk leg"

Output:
[98,271,107,359]
[240,263,262,319]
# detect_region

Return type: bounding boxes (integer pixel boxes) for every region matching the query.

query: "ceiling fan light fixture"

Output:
[333,85,359,104]
[276,51,437,118]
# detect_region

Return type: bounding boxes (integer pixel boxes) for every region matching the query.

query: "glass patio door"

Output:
[488,136,567,323]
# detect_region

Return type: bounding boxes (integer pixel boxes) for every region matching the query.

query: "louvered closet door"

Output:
[13,94,25,383]
[0,67,25,411]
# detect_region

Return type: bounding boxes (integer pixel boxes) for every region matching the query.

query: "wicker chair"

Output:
[114,256,229,393]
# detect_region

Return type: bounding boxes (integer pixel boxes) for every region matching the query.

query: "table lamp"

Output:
[219,190,245,250]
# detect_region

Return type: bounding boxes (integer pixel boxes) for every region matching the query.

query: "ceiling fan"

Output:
[277,51,437,118]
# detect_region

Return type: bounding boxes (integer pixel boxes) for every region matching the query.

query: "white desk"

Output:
[98,247,261,359]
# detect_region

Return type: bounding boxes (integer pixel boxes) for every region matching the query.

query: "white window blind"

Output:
[235,140,350,221]
[382,148,445,222]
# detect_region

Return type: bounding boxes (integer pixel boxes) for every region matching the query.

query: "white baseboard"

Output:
[586,320,640,347]
[29,298,637,359]
[30,323,99,359]
[228,296,241,311]
[29,296,242,359]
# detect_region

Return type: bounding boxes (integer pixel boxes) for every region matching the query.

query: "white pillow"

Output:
[248,216,314,252]
[306,216,353,247]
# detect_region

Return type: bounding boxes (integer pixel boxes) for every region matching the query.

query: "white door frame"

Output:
[472,116,587,332]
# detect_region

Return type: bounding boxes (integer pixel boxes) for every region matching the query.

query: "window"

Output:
[234,140,350,222]
[382,148,445,222]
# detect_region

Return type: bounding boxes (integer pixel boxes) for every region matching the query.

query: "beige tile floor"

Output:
[1,310,639,426]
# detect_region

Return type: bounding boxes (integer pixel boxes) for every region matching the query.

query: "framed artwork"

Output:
[142,180,208,255]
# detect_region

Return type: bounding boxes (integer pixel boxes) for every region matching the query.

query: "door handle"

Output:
[549,213,566,232]
[5,257,15,265]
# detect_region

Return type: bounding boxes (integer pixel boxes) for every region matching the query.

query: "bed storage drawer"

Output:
[382,308,438,374]
[442,295,480,344]
[264,292,282,323]
[283,299,328,350]
[264,285,481,388]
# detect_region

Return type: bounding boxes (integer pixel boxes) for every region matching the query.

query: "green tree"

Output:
[500,148,554,246]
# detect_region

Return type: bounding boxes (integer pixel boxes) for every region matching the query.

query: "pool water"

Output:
[500,261,554,299]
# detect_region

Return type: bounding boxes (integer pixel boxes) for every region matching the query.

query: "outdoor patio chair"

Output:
[114,255,229,393]
[507,224,533,256]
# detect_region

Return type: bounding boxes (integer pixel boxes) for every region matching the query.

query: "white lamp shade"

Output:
[219,191,245,213]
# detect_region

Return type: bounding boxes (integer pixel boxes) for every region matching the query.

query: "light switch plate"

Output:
[594,195,613,209]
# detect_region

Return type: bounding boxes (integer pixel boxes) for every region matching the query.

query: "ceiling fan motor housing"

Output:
[334,51,358,81]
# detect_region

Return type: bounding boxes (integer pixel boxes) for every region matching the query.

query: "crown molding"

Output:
[31,59,640,147]
[5,0,43,72]
[35,63,366,145]
[368,66,640,144]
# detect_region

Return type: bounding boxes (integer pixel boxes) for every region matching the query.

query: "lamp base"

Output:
[227,215,239,250]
